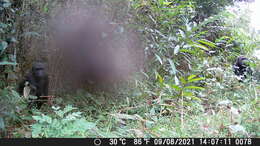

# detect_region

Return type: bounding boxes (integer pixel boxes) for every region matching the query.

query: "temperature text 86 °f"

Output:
[133,138,150,145]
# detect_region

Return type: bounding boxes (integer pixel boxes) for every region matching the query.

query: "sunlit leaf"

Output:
[43,3,49,13]
[77,120,96,130]
[158,0,164,6]
[155,54,163,65]
[183,91,193,97]
[156,72,164,84]
[0,23,8,28]
[179,30,186,38]
[184,86,204,90]
[191,43,209,51]
[0,41,8,55]
[188,75,197,80]
[198,39,216,48]
[111,113,136,120]
[228,124,247,135]
[180,49,197,54]
[163,2,172,6]
[0,61,17,66]
[167,59,177,75]
[174,75,180,85]
[0,117,5,130]
[180,77,186,84]
[188,77,205,83]
[174,45,180,55]
[171,84,181,91]
[186,23,192,32]
[2,0,11,8]
[190,96,201,101]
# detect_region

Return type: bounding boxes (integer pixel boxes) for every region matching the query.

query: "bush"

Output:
[31,105,97,138]
[0,88,24,136]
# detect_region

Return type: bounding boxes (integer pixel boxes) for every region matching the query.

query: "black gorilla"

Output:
[233,56,252,81]
[18,62,49,109]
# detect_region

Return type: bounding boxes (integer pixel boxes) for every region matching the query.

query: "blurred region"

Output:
[249,0,260,31]
[47,5,144,93]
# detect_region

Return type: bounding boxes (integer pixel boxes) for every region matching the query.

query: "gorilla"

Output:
[18,62,49,109]
[233,56,252,81]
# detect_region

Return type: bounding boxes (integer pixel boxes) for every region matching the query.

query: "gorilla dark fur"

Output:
[233,56,252,81]
[18,62,49,109]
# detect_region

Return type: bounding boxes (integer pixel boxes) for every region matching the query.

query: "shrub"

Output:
[31,105,97,138]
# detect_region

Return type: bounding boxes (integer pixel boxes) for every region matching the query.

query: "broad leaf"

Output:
[171,84,181,91]
[0,61,17,66]
[180,77,187,84]
[0,117,5,130]
[174,76,180,85]
[198,39,216,48]
[188,77,205,83]
[167,59,177,75]
[183,91,193,97]
[0,41,8,55]
[191,43,209,51]
[174,45,180,55]
[156,72,164,84]
[187,75,197,80]
[184,86,204,90]
[155,54,163,65]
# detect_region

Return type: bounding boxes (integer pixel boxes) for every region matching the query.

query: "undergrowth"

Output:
[0,0,259,138]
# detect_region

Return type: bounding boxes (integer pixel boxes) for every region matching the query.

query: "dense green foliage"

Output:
[0,0,259,138]
[31,105,97,138]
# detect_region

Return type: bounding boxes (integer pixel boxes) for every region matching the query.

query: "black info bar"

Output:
[0,138,259,146]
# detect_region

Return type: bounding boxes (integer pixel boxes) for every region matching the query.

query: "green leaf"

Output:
[229,124,247,135]
[2,0,11,8]
[0,23,8,28]
[179,30,186,38]
[187,75,197,80]
[63,105,77,114]
[197,39,216,48]
[32,116,42,121]
[0,61,17,66]
[183,91,193,97]
[171,84,181,91]
[180,49,197,54]
[31,124,42,138]
[184,86,204,90]
[0,41,8,55]
[163,1,172,6]
[156,72,164,84]
[11,90,21,99]
[190,96,201,101]
[0,117,5,130]
[180,77,187,84]
[174,45,180,55]
[111,113,136,120]
[191,43,209,51]
[6,37,17,43]
[155,54,163,65]
[174,76,180,85]
[158,0,164,6]
[43,3,49,13]
[77,119,96,130]
[167,59,177,75]
[188,77,205,83]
